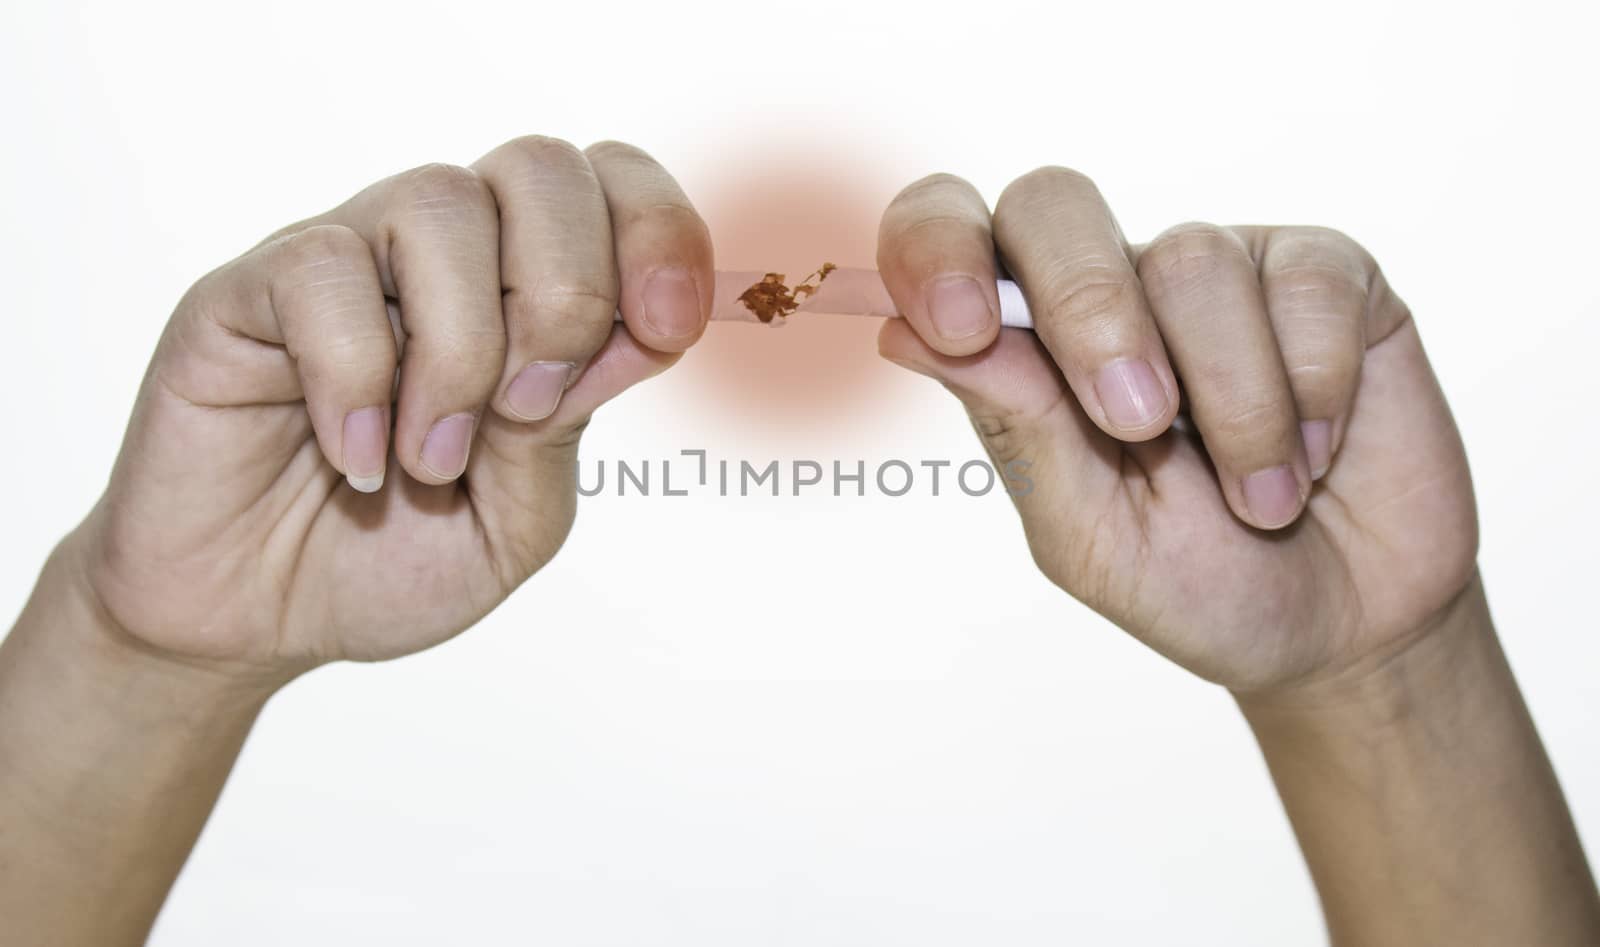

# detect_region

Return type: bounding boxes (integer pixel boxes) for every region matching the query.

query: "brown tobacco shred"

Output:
[737,262,838,323]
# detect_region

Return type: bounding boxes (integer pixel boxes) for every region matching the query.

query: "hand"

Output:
[875,169,1477,694]
[73,137,713,680]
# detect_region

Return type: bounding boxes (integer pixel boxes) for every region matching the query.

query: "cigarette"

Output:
[614,266,1035,330]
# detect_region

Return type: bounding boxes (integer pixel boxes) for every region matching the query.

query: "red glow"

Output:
[674,142,907,431]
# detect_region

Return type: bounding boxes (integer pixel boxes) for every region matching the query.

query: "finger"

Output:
[877,319,1130,557]
[193,224,396,492]
[472,136,618,423]
[993,167,1180,441]
[876,173,1002,356]
[465,324,682,573]
[1135,223,1311,529]
[1235,226,1371,480]
[584,141,714,353]
[314,163,505,485]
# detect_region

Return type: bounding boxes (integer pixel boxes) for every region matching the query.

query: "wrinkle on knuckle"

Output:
[1138,226,1244,297]
[303,329,396,366]
[969,388,1069,470]
[971,412,1032,470]
[499,135,587,172]
[396,163,494,219]
[996,166,1098,223]
[1039,263,1134,329]
[1205,397,1289,447]
[410,326,506,369]
[1276,225,1375,274]
[1299,224,1358,251]
[266,227,377,315]
[1284,359,1358,400]
[1267,223,1368,271]
[1268,262,1366,315]
[275,224,369,273]
[508,279,618,335]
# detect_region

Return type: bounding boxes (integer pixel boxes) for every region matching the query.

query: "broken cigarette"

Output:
[614,267,1035,329]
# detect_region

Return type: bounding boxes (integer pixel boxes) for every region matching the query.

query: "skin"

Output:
[0,150,1595,944]
[0,135,716,945]
[876,167,1600,943]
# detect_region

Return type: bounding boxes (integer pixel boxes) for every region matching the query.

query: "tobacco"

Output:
[737,262,838,323]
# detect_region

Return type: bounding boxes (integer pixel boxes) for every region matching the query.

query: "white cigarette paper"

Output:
[614,267,1035,329]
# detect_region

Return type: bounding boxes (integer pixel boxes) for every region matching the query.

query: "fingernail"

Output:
[1242,464,1303,528]
[641,267,702,338]
[1093,358,1170,431]
[1301,420,1333,480]
[925,275,995,342]
[342,406,387,494]
[419,413,475,481]
[505,361,575,422]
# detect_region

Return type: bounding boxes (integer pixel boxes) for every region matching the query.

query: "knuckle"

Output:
[397,162,494,215]
[1284,358,1359,401]
[508,279,619,337]
[1269,225,1370,269]
[308,328,395,366]
[1137,223,1247,295]
[998,165,1098,213]
[970,411,1026,464]
[1042,267,1134,329]
[1271,225,1377,279]
[427,327,507,372]
[970,390,1069,474]
[974,423,1035,479]
[1205,397,1291,448]
[275,223,370,270]
[1268,261,1366,316]
[265,226,375,300]
[1155,220,1234,244]
[1299,224,1361,254]
[498,134,587,172]
[585,138,654,166]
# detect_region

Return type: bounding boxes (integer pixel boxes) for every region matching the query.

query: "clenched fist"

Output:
[76,137,713,677]
[877,168,1476,695]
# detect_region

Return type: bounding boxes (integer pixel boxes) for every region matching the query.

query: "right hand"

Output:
[875,168,1478,696]
[71,137,714,681]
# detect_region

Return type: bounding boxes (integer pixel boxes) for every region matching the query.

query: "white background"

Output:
[3,1,1597,943]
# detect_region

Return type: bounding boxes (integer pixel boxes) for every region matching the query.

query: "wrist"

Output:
[1232,571,1491,734]
[19,529,294,710]
[1,531,284,946]
[1230,572,1600,944]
